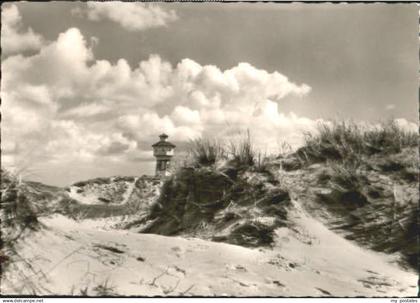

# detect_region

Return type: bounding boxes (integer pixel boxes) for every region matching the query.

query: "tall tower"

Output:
[152,134,176,177]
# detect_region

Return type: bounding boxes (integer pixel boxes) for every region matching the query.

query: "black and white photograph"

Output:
[1,1,418,298]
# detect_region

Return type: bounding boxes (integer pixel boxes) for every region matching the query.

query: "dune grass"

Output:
[1,169,40,290]
[1,170,39,232]
[297,120,418,165]
[229,130,256,168]
[187,130,269,172]
[187,138,227,167]
[298,120,418,210]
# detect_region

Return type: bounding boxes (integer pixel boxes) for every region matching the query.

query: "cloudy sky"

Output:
[1,2,418,186]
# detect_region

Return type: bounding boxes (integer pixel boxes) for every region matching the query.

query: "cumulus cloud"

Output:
[77,2,177,31]
[171,106,201,126]
[2,26,320,176]
[44,121,138,162]
[1,4,44,55]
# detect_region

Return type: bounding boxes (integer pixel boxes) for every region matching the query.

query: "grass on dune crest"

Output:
[186,131,269,172]
[297,120,418,165]
[186,120,418,172]
[187,138,227,167]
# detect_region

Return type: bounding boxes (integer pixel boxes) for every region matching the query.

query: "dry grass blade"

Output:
[188,138,226,167]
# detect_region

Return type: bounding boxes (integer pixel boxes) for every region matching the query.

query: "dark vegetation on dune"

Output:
[141,134,292,247]
[1,170,40,276]
[143,166,291,247]
[297,121,418,164]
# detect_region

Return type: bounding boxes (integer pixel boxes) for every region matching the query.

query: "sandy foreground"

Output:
[2,203,417,297]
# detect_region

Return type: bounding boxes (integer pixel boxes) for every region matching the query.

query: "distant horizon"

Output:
[2,2,418,186]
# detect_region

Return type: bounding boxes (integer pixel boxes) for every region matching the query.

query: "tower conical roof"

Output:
[152,134,176,148]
